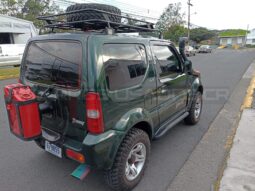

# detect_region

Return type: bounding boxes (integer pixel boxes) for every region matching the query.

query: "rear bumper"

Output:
[63,130,125,170]
[199,49,209,53]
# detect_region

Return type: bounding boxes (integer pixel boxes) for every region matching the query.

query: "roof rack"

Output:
[37,8,159,34]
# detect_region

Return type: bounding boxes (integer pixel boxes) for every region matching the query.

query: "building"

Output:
[246,29,255,45]
[219,35,246,46]
[0,14,37,44]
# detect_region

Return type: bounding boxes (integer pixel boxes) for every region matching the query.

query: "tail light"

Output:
[86,92,104,134]
[66,149,85,163]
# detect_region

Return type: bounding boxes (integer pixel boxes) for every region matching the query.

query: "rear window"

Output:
[24,41,82,89]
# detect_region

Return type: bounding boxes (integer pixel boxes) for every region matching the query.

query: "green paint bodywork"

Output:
[20,32,203,170]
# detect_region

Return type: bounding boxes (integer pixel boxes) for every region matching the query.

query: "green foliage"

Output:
[0,0,61,28]
[156,3,185,32]
[219,29,247,37]
[190,27,215,43]
[0,0,24,16]
[246,44,255,48]
[163,25,187,43]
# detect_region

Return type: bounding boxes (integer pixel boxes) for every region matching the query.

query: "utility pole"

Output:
[187,0,193,44]
[244,24,249,47]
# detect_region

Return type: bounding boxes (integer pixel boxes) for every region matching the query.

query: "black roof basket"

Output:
[37,8,159,34]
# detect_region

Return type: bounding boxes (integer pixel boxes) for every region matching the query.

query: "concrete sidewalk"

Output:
[219,75,255,191]
[219,108,255,191]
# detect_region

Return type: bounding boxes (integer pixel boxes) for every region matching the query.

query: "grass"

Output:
[0,67,20,80]
[219,29,247,37]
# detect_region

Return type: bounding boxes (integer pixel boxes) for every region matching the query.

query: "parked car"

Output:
[185,45,196,56]
[3,4,203,191]
[198,45,212,53]
[0,44,25,67]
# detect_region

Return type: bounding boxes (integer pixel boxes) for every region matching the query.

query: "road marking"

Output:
[241,76,255,109]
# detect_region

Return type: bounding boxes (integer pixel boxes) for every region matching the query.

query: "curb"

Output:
[241,76,255,109]
[0,75,19,81]
[217,62,255,190]
[0,67,20,80]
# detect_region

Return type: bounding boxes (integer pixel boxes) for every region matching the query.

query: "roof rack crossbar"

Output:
[44,19,156,32]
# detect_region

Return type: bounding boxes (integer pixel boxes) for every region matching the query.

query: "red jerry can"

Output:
[4,83,41,140]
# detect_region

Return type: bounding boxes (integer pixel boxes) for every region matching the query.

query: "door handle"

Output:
[159,74,185,84]
[159,77,176,83]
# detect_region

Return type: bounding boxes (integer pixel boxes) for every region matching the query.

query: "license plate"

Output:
[45,141,62,158]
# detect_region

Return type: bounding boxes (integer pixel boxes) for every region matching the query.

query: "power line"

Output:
[53,0,159,22]
[53,0,214,30]
[53,0,160,19]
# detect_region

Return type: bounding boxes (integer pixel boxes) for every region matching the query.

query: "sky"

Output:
[66,0,255,30]
[107,0,255,30]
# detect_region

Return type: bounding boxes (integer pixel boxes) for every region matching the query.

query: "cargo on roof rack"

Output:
[37,4,158,34]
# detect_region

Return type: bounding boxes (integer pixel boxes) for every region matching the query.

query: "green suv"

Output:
[16,4,203,191]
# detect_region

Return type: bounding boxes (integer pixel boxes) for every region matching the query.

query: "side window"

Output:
[103,44,147,91]
[152,45,182,78]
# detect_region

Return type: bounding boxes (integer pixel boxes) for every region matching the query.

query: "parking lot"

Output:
[0,49,255,191]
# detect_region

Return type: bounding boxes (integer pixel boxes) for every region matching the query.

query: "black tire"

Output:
[105,128,150,191]
[66,3,121,29]
[184,91,203,125]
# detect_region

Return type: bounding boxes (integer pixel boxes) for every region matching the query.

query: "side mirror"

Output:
[184,60,192,73]
[179,37,188,61]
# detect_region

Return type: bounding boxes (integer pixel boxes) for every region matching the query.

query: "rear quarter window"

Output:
[103,44,147,91]
[24,41,82,89]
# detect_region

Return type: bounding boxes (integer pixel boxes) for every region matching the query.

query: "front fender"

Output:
[113,108,154,134]
[188,77,203,109]
[192,77,201,93]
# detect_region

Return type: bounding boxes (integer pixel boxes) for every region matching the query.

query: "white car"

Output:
[0,44,25,67]
[185,46,196,57]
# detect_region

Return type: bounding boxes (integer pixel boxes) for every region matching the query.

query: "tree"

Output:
[156,3,185,32]
[0,0,25,16]
[0,0,61,28]
[190,27,215,43]
[163,25,187,43]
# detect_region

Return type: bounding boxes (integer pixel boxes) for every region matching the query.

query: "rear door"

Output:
[151,42,188,125]
[22,40,87,142]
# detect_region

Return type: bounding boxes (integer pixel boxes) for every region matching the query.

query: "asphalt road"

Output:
[0,49,255,191]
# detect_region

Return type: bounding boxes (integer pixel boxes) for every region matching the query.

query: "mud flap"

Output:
[71,164,90,180]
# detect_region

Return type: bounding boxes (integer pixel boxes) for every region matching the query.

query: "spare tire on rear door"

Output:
[66,3,121,29]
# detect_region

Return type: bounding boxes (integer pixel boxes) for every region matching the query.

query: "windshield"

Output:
[200,45,209,48]
[24,41,82,89]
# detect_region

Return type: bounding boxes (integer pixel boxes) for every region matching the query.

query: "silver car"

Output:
[198,45,212,53]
